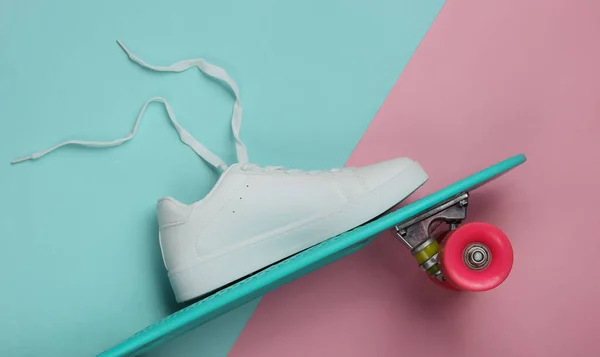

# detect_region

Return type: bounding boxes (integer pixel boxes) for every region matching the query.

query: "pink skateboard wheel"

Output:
[439,222,513,291]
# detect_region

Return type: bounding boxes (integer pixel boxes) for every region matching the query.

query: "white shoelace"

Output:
[11,41,248,172]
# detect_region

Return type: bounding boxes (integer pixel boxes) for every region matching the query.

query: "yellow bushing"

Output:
[412,240,440,264]
[412,240,441,277]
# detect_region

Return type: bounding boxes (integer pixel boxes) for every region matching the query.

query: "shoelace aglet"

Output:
[11,150,45,164]
[116,40,133,59]
[11,155,34,164]
[116,40,126,51]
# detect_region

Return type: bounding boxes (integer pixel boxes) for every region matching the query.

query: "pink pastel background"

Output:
[230,0,600,356]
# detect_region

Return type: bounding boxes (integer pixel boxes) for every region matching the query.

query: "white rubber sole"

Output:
[168,161,428,302]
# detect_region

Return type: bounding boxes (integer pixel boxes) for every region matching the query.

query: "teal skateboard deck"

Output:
[99,154,527,357]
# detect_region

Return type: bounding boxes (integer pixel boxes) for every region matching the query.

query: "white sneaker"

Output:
[12,41,428,303]
[158,159,427,302]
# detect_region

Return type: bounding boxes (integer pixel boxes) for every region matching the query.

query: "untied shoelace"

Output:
[11,41,248,173]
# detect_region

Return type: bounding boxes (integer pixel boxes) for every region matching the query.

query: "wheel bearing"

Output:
[463,243,491,270]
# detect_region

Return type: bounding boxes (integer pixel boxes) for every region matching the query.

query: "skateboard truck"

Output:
[394,193,469,282]
[393,190,514,292]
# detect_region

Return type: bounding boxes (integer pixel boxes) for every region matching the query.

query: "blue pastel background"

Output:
[0,0,444,356]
